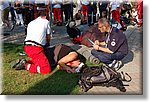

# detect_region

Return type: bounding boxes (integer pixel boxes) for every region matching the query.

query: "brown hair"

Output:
[38,10,47,17]
[98,18,110,30]
[98,18,109,26]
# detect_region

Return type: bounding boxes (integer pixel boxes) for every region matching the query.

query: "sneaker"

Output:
[75,62,85,73]
[107,60,124,71]
[11,59,21,68]
[107,60,117,68]
[114,61,124,71]
[11,59,26,70]
[19,51,26,56]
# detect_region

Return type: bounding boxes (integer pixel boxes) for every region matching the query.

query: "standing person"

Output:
[77,0,82,11]
[14,0,24,26]
[98,1,109,19]
[9,0,16,24]
[34,0,50,20]
[91,18,128,70]
[137,0,143,27]
[62,0,72,23]
[70,0,75,21]
[81,0,89,24]
[110,1,122,23]
[23,0,34,35]
[15,11,52,74]
[1,0,10,27]
[52,0,62,26]
[87,0,97,26]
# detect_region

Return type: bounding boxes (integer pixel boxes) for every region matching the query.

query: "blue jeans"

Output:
[91,49,127,64]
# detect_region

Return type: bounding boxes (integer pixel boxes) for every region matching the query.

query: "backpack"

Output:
[79,64,132,92]
[66,21,81,38]
[80,24,106,47]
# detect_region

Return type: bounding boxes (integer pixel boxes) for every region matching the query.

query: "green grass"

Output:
[2,43,100,95]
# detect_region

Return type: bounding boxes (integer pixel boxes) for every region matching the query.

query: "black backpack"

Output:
[79,64,132,92]
[66,21,81,38]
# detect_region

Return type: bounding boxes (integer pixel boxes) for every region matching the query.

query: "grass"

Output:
[2,43,99,95]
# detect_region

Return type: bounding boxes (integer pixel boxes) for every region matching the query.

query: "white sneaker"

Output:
[107,60,117,68]
[114,61,124,71]
[75,62,84,73]
[107,60,124,71]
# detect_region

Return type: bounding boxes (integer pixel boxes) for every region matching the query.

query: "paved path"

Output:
[2,24,143,95]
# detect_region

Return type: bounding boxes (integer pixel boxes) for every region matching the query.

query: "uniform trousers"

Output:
[91,49,126,64]
[82,4,88,22]
[111,7,120,23]
[24,45,51,74]
[53,8,62,23]
[137,1,143,26]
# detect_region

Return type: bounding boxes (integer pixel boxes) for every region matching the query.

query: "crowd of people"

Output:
[51,0,143,27]
[1,0,143,28]
[1,0,143,75]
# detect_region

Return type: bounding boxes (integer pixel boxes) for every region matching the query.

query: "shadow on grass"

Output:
[22,70,80,95]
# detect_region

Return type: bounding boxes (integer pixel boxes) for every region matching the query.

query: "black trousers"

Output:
[88,5,97,26]
[23,8,34,35]
[62,4,71,22]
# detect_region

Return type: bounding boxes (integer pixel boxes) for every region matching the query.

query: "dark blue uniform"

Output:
[98,1,109,18]
[91,28,128,64]
[87,2,97,26]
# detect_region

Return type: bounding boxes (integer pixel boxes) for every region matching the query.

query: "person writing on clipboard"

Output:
[91,18,128,70]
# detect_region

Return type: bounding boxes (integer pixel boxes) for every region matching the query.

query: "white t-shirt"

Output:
[52,4,61,8]
[81,0,89,5]
[25,17,51,46]
[110,1,121,11]
[35,0,49,5]
[52,0,62,8]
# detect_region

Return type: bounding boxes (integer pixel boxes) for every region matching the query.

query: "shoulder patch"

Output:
[111,39,116,46]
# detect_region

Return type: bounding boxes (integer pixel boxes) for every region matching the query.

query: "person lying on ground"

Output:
[11,44,85,74]
[44,44,85,73]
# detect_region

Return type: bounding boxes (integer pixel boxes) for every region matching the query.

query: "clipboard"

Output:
[87,38,94,45]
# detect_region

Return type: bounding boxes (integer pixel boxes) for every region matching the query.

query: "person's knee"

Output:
[39,64,51,74]
[38,59,51,74]
[91,49,97,55]
[40,68,51,74]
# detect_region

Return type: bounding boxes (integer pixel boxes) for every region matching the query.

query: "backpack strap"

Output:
[121,71,132,82]
[101,66,111,81]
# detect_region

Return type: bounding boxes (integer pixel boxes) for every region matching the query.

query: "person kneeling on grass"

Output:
[11,44,85,74]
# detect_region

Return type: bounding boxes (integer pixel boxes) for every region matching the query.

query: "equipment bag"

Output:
[78,64,132,92]
[80,24,105,47]
[66,20,81,38]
